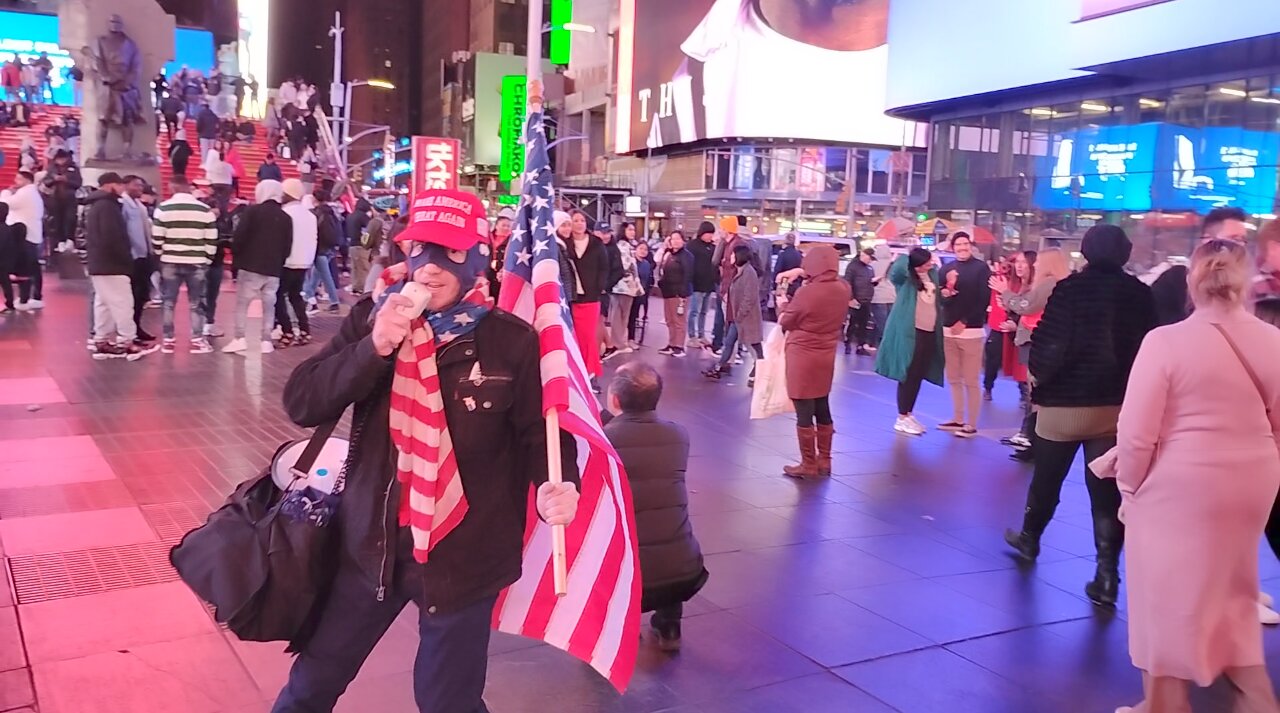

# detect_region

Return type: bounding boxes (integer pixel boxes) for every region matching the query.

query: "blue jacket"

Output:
[873,255,946,386]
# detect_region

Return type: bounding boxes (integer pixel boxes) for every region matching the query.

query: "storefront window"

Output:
[854,149,869,193]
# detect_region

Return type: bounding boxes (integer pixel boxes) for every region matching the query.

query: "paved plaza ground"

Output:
[2,277,1278,712]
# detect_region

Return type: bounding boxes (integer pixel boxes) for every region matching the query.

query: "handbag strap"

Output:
[1212,323,1271,414]
[291,418,340,477]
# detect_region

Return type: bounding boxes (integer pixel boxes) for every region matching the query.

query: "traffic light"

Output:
[916,212,928,222]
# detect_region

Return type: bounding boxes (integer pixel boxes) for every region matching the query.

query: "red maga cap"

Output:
[395,189,487,250]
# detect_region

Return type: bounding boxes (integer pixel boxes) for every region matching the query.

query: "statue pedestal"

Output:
[81,159,161,191]
[58,0,175,166]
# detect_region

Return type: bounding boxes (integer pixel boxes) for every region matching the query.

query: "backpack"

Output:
[314,206,340,253]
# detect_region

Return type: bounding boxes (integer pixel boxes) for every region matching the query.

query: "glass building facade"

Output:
[926,72,1280,267]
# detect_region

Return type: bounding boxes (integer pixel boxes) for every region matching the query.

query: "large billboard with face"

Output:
[614,0,921,154]
[886,0,1280,113]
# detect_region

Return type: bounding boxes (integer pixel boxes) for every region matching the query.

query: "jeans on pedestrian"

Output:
[844,304,870,347]
[91,274,137,342]
[271,536,495,713]
[131,257,153,333]
[161,263,207,339]
[609,294,635,347]
[869,303,891,348]
[711,294,726,350]
[18,242,42,303]
[204,260,224,325]
[276,267,310,335]
[628,294,649,342]
[305,252,340,305]
[234,270,279,341]
[687,291,714,340]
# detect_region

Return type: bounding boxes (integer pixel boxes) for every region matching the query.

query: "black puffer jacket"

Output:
[688,238,718,293]
[604,411,703,589]
[283,301,578,612]
[843,258,875,303]
[84,190,132,276]
[1029,266,1156,407]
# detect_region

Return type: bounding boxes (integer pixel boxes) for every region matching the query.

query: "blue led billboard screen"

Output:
[1034,122,1279,214]
[0,11,214,106]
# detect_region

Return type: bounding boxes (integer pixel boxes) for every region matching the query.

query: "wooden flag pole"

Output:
[545,410,569,597]
[527,0,567,598]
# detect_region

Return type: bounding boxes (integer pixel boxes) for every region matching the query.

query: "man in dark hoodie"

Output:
[686,221,718,346]
[1004,224,1156,609]
[937,232,991,437]
[223,179,293,355]
[85,173,154,360]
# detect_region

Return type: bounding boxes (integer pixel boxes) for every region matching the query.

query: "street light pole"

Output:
[329,12,345,148]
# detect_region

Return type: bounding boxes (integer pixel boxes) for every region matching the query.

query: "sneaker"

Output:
[702,367,724,380]
[124,342,160,361]
[589,377,601,394]
[657,346,675,356]
[306,306,321,317]
[601,347,619,361]
[616,346,634,355]
[221,337,248,354]
[1261,602,1280,626]
[863,345,878,354]
[260,340,275,354]
[907,415,928,432]
[1263,592,1275,608]
[937,421,966,432]
[653,628,682,652]
[0,305,14,314]
[894,416,925,436]
[161,338,176,354]
[983,389,993,402]
[14,301,31,312]
[328,304,340,314]
[136,329,156,343]
[1004,433,1032,449]
[956,426,978,439]
[276,333,295,348]
[86,339,97,351]
[686,337,702,349]
[844,342,853,355]
[203,323,225,338]
[731,356,744,365]
[91,341,124,360]
[295,332,312,346]
[671,348,686,358]
[628,341,641,350]
[25,299,43,310]
[190,338,215,355]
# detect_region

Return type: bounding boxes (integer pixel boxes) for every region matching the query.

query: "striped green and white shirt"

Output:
[152,193,218,266]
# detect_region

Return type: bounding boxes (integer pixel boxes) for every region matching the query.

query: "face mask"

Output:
[405,242,489,308]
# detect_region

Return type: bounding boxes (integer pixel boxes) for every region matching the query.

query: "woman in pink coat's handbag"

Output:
[1112,240,1280,713]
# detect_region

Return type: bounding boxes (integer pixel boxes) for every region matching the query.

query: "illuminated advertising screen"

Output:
[0,11,213,106]
[1034,123,1279,214]
[615,0,921,154]
[886,0,1280,113]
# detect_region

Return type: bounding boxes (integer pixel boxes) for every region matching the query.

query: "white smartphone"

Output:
[398,282,431,318]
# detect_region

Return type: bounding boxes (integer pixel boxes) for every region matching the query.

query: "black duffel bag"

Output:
[170,418,348,646]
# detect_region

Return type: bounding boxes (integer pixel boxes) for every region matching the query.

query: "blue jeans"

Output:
[272,538,494,713]
[304,251,340,305]
[717,322,765,369]
[870,303,891,348]
[687,291,715,340]
[711,294,726,350]
[234,270,279,341]
[160,263,207,339]
[203,260,224,325]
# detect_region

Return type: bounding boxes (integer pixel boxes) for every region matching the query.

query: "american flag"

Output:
[494,109,642,690]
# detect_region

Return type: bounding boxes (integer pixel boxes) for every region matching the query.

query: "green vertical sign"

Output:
[499,74,528,185]
[550,0,573,65]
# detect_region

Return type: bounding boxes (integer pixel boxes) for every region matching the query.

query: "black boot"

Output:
[1004,496,1052,562]
[1085,515,1124,607]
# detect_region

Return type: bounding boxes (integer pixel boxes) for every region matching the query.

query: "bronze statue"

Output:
[91,14,145,161]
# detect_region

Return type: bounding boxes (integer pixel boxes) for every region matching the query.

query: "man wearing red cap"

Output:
[274,190,580,713]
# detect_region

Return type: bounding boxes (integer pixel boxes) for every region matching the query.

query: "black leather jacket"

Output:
[283,300,578,612]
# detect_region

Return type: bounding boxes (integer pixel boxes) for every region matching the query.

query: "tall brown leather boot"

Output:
[815,423,835,476]
[783,426,819,478]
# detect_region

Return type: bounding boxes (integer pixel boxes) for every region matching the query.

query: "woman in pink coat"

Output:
[1115,239,1280,713]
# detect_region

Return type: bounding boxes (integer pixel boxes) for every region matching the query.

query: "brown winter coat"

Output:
[779,246,851,400]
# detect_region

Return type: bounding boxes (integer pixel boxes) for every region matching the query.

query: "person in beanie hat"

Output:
[686,220,719,346]
[1004,223,1156,609]
[274,189,581,711]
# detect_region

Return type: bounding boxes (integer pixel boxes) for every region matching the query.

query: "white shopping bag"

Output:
[750,329,794,420]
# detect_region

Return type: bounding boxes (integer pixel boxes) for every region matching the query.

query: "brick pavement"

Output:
[1,275,1277,712]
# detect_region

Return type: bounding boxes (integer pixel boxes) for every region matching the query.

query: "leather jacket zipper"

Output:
[376,438,394,602]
